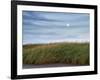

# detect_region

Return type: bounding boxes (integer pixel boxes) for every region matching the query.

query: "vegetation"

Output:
[23,42,89,65]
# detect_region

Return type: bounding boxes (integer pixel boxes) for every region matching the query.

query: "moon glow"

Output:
[66,24,70,27]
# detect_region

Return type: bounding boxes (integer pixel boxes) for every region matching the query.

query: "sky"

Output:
[22,11,90,44]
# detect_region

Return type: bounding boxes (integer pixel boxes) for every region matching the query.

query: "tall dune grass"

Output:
[23,42,89,65]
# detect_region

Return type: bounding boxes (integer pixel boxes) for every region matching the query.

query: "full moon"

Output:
[66,24,70,27]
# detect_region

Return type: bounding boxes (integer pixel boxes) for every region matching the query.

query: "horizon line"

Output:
[23,40,90,45]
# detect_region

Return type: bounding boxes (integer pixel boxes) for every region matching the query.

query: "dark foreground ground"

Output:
[23,63,88,69]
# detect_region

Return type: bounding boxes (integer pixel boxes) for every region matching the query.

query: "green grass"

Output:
[23,42,89,65]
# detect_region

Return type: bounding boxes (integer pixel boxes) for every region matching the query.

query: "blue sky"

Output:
[22,11,90,44]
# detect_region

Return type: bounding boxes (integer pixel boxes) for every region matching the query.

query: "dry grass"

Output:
[23,42,89,65]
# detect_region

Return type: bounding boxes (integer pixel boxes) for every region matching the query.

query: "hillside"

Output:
[23,42,89,65]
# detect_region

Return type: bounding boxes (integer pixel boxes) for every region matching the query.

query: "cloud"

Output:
[22,11,90,44]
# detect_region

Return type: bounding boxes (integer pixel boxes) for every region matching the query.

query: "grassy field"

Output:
[23,42,89,65]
